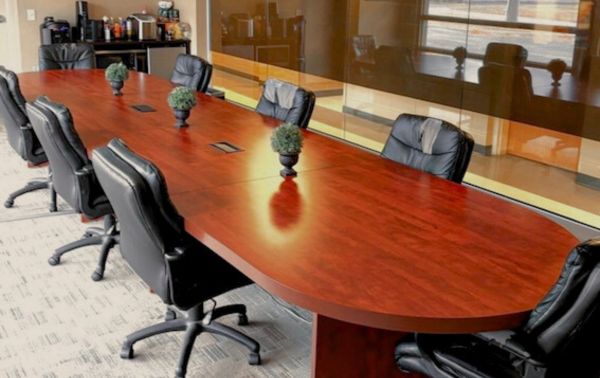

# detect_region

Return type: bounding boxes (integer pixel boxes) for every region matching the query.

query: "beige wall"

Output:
[16,0,206,72]
[0,0,22,71]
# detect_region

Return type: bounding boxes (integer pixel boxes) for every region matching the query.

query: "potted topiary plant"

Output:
[452,46,467,70]
[547,59,567,87]
[105,62,129,96]
[168,86,197,128]
[271,123,303,177]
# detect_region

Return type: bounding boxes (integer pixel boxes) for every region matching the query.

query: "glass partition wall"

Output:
[209,0,600,228]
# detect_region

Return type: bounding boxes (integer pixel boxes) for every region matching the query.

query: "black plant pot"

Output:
[173,108,191,128]
[110,80,124,96]
[279,153,299,177]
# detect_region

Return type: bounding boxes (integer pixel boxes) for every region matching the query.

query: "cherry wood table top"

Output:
[19,69,578,333]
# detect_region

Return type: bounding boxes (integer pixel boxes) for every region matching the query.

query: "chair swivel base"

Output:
[4,178,57,212]
[120,303,260,378]
[48,214,119,281]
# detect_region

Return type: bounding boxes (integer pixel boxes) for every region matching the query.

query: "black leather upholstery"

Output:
[477,44,534,119]
[26,96,118,280]
[255,79,316,129]
[483,43,528,68]
[39,43,95,71]
[92,139,261,377]
[170,54,213,93]
[0,66,46,164]
[92,138,251,309]
[396,239,600,378]
[381,114,474,183]
[26,97,111,218]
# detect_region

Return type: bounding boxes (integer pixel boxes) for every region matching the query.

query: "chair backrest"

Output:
[478,63,534,118]
[483,42,528,68]
[0,66,44,163]
[255,78,316,128]
[25,97,90,211]
[92,138,185,305]
[170,54,213,93]
[39,43,95,71]
[381,114,474,183]
[523,239,600,362]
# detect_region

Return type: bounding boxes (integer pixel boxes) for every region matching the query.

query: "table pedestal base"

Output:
[311,314,422,378]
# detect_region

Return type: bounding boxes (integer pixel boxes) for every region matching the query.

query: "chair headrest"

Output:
[33,96,89,164]
[263,79,299,110]
[0,65,28,115]
[105,138,184,234]
[483,43,528,68]
[391,114,464,155]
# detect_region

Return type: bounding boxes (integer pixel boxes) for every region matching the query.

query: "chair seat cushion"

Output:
[396,334,522,378]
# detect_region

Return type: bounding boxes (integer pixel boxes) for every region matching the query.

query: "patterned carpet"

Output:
[0,128,312,378]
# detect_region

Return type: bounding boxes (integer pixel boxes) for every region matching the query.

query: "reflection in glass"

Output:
[210,0,600,228]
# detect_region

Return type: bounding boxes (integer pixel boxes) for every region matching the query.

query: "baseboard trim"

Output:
[576,173,600,191]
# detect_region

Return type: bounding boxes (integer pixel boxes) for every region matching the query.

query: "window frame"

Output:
[419,0,578,68]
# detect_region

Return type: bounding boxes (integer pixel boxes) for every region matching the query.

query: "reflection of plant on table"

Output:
[168,87,197,128]
[271,123,304,177]
[105,62,129,96]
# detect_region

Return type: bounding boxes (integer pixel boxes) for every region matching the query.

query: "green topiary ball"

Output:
[168,87,198,110]
[271,123,303,155]
[105,62,129,82]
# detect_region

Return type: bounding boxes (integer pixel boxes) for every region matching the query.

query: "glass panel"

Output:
[427,0,508,21]
[424,20,575,65]
[210,0,600,228]
[518,0,578,26]
[465,24,575,64]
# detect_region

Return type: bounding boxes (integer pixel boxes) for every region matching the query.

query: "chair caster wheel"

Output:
[238,314,249,326]
[248,352,261,366]
[165,309,177,321]
[91,271,103,281]
[4,200,14,208]
[120,345,134,359]
[48,256,60,266]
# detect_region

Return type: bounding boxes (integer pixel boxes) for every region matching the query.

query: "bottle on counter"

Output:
[104,24,111,42]
[114,19,122,39]
[126,17,133,40]
[121,18,127,39]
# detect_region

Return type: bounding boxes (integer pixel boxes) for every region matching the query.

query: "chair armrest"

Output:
[476,331,545,367]
[165,246,187,262]
[75,164,94,176]
[207,87,225,100]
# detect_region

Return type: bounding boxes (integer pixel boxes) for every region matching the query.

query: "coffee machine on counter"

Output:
[40,17,71,45]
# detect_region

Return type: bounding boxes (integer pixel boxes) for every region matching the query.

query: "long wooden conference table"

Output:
[19,70,577,377]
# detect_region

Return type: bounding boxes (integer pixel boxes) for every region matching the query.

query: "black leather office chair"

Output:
[26,97,118,281]
[92,139,261,378]
[39,43,95,71]
[171,54,212,93]
[352,35,377,78]
[477,43,534,119]
[381,114,474,183]
[0,66,56,211]
[170,54,225,99]
[255,78,316,129]
[396,238,600,378]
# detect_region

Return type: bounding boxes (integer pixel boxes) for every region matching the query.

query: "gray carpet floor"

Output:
[0,129,312,378]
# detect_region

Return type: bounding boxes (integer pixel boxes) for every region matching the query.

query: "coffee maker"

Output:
[40,17,71,45]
